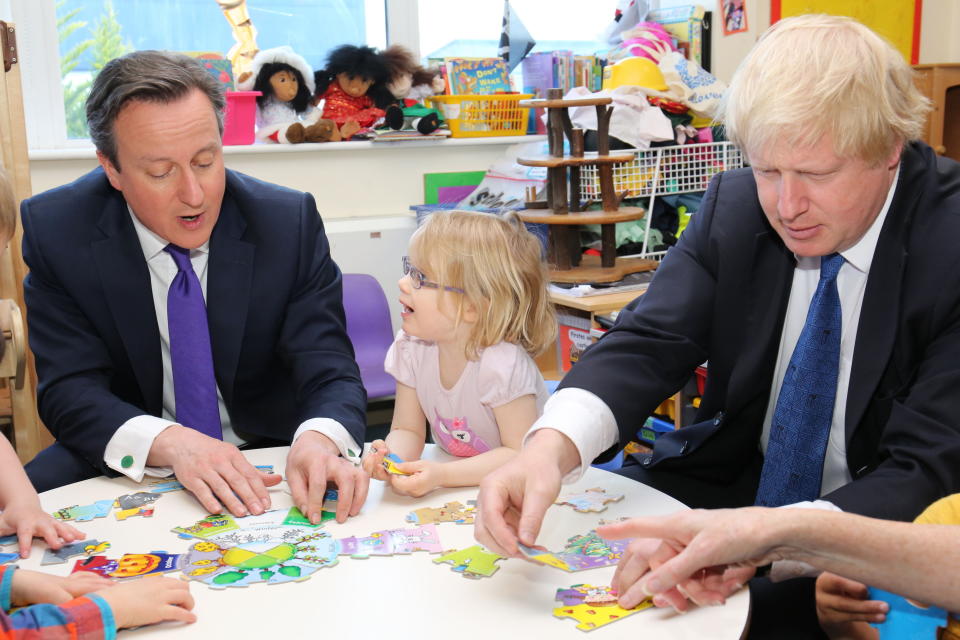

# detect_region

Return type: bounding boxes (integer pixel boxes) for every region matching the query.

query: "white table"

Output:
[24,446,749,638]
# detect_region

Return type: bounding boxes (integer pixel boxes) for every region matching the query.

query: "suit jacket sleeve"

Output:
[22,197,153,475]
[277,192,366,446]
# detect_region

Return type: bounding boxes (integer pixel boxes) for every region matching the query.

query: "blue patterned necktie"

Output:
[755,253,844,507]
[164,244,222,440]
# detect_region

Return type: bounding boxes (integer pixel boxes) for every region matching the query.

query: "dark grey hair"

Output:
[86,50,226,169]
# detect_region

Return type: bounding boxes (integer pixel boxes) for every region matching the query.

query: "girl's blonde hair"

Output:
[410,210,556,359]
[720,13,930,165]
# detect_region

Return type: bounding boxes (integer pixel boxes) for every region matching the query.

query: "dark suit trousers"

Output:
[617,456,828,639]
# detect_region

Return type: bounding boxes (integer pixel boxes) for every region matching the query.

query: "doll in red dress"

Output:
[313,45,388,140]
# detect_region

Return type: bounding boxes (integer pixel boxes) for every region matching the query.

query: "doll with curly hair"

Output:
[313,44,388,140]
[239,46,338,143]
[370,45,445,135]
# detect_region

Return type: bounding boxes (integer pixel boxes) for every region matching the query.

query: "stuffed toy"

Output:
[238,46,338,143]
[313,45,387,140]
[371,45,445,135]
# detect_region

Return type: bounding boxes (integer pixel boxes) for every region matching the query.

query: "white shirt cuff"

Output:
[770,500,843,581]
[523,387,619,484]
[292,419,361,462]
[104,416,177,482]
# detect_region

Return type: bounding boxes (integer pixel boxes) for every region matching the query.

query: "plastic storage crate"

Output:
[425,94,532,138]
[579,141,744,260]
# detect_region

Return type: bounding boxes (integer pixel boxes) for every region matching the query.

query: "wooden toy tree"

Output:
[518,89,657,283]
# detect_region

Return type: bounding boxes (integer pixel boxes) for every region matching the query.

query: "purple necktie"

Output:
[164,244,222,440]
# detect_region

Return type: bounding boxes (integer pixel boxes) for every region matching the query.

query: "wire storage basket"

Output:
[425,94,533,138]
[579,141,745,260]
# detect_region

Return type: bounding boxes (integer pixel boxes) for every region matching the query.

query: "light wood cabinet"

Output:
[913,63,960,162]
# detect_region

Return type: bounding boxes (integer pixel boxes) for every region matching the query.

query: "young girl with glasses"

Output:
[362,210,556,497]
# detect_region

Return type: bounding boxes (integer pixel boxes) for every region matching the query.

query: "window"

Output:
[8,0,697,151]
[10,0,390,149]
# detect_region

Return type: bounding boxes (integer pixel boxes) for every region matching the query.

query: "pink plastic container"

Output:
[223,90,261,145]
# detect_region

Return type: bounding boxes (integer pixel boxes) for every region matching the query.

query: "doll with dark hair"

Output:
[370,45,445,135]
[239,46,338,143]
[313,44,388,140]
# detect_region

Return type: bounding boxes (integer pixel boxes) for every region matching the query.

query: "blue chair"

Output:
[342,274,396,402]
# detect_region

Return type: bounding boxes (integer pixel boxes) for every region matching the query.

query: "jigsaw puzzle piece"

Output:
[0,535,16,546]
[555,488,624,513]
[433,545,505,578]
[41,539,106,565]
[553,584,652,631]
[382,453,410,476]
[0,552,18,565]
[52,499,114,522]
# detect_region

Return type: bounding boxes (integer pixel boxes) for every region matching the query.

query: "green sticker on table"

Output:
[121,455,134,468]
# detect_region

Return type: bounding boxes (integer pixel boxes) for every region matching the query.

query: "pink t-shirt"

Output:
[384,330,549,457]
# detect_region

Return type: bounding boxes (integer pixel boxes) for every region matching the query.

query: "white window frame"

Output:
[9,0,421,151]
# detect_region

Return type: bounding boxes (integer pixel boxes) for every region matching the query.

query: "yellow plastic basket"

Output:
[425,94,533,138]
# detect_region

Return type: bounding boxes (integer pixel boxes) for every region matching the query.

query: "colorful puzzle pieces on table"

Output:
[382,453,410,476]
[0,535,16,547]
[406,500,476,525]
[178,509,344,589]
[254,465,275,474]
[52,500,114,522]
[114,492,161,521]
[172,514,240,539]
[519,530,630,572]
[41,539,109,565]
[555,488,624,513]
[433,545,505,579]
[0,553,17,565]
[282,506,334,527]
[72,551,183,579]
[338,524,442,558]
[553,584,653,632]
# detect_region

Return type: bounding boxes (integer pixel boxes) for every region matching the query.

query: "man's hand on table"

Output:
[147,426,281,517]
[285,430,369,524]
[474,429,577,556]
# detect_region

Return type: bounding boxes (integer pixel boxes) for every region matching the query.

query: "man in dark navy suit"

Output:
[22,50,368,525]
[476,14,960,638]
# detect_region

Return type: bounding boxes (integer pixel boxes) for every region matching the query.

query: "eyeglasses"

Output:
[402,256,464,293]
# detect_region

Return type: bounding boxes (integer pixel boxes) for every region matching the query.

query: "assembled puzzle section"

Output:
[555,487,624,513]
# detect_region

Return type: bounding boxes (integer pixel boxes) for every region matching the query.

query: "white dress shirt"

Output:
[103,208,359,481]
[529,165,900,495]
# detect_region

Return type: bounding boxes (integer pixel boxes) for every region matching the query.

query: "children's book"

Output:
[444,58,512,95]
[647,5,708,67]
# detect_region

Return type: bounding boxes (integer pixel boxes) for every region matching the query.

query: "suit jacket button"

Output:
[713,411,724,425]
[680,441,690,455]
[641,456,652,466]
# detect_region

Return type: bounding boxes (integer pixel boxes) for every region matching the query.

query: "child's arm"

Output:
[391,394,536,497]
[93,576,196,630]
[361,382,427,481]
[0,436,84,557]
[0,565,109,638]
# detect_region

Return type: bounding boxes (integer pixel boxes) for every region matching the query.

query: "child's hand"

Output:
[0,499,85,558]
[10,569,113,607]
[361,440,391,481]
[389,460,446,498]
[95,576,196,629]
[816,572,887,638]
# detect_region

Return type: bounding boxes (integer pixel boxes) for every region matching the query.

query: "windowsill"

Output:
[28,134,547,161]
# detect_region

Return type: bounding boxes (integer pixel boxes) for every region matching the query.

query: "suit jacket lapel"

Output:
[207,194,254,406]
[846,160,916,440]
[726,229,795,412]
[92,197,163,416]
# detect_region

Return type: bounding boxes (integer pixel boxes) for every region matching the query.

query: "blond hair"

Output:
[720,14,930,165]
[0,168,17,243]
[410,210,556,359]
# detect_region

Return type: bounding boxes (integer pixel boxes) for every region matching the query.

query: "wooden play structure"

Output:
[517,88,657,283]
